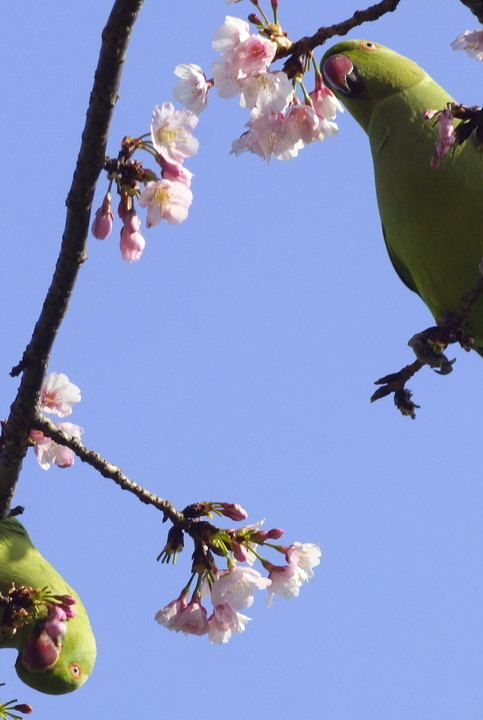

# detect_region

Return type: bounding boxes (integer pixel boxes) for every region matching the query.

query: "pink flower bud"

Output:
[92,194,114,239]
[266,527,284,539]
[54,594,76,606]
[219,503,248,521]
[232,541,250,562]
[43,618,67,639]
[120,227,145,263]
[11,704,33,715]
[123,211,141,234]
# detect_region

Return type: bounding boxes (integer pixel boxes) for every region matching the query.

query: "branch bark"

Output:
[276,0,402,68]
[0,0,144,519]
[459,0,483,23]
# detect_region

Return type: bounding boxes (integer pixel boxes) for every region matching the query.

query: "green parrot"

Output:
[0,517,96,694]
[321,40,483,349]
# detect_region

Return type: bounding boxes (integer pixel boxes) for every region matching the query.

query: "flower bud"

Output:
[91,194,114,240]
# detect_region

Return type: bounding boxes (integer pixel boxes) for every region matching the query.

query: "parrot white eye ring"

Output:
[361,41,378,51]
[68,662,82,679]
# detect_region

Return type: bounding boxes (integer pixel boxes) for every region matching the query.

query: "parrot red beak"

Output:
[19,625,61,672]
[323,55,366,98]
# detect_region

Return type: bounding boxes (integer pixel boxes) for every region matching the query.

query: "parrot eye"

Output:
[361,41,378,51]
[68,662,82,679]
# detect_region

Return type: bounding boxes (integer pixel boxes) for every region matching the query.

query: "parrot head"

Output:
[14,605,96,694]
[321,40,427,131]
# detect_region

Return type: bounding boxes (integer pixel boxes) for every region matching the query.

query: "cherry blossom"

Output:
[211,565,271,610]
[154,596,187,630]
[283,104,329,146]
[40,372,81,417]
[451,30,483,61]
[160,158,194,188]
[150,102,199,164]
[173,64,210,114]
[138,179,193,227]
[211,59,245,99]
[426,108,456,168]
[309,75,344,121]
[208,602,251,644]
[30,423,83,471]
[266,564,305,607]
[212,16,251,54]
[176,601,209,636]
[240,70,293,113]
[229,34,277,76]
[286,542,321,580]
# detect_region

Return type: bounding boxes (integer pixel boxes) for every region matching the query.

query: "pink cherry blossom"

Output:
[229,35,277,76]
[173,64,210,114]
[30,422,83,471]
[451,30,483,61]
[211,60,245,99]
[283,104,327,146]
[266,565,304,607]
[211,565,271,610]
[160,158,194,187]
[138,179,193,227]
[428,108,456,168]
[285,542,321,580]
[150,102,199,164]
[119,227,146,263]
[246,111,305,161]
[309,75,344,121]
[154,596,187,630]
[176,601,209,636]
[240,70,293,113]
[208,602,251,644]
[212,16,251,54]
[40,372,81,417]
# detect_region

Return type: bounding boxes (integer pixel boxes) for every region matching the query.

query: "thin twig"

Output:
[277,0,402,75]
[33,415,190,529]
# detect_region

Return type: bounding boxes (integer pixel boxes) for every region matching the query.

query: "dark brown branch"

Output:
[0,0,144,520]
[33,415,190,529]
[459,0,483,23]
[276,0,402,74]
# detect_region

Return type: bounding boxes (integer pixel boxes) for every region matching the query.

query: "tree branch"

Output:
[33,415,190,528]
[459,0,483,23]
[0,0,144,520]
[276,0,402,71]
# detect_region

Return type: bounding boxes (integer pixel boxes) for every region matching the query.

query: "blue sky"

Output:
[2,1,483,718]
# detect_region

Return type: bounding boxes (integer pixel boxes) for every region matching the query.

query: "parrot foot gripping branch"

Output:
[370,272,483,418]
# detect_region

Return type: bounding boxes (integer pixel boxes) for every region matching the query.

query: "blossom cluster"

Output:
[426,30,483,167]
[29,372,82,470]
[155,502,320,644]
[1,583,76,638]
[173,14,343,161]
[92,102,198,262]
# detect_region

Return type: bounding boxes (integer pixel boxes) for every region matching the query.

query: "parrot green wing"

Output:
[322,40,483,347]
[381,223,420,295]
[0,517,96,695]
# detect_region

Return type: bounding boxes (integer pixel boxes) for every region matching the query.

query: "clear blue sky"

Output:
[2,1,483,718]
